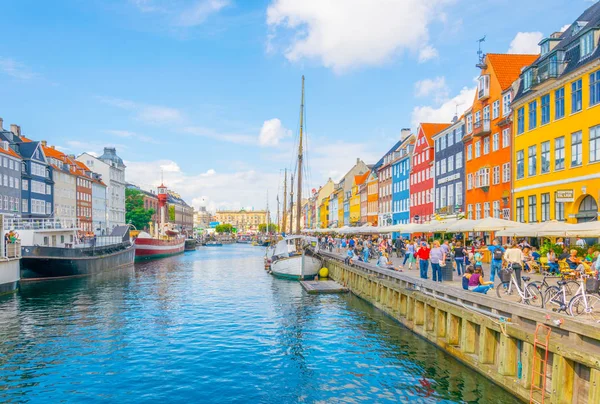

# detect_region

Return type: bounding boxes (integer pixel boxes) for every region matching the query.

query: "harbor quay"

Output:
[321,250,600,403]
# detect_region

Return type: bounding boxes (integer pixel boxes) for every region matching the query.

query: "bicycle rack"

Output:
[529,324,552,404]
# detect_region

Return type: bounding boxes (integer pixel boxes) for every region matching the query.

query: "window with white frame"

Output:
[456,151,463,169]
[467,115,473,134]
[475,203,481,220]
[492,100,500,119]
[22,198,28,213]
[478,168,490,187]
[475,141,481,158]
[447,131,454,147]
[493,166,500,185]
[455,182,463,205]
[484,202,490,218]
[502,162,510,183]
[31,180,46,195]
[440,186,447,207]
[483,137,490,155]
[467,174,473,190]
[447,184,454,207]
[590,125,600,163]
[580,31,595,59]
[467,204,473,219]
[436,161,440,176]
[492,133,499,151]
[493,200,501,218]
[502,128,510,148]
[467,144,472,160]
[448,155,454,172]
[440,158,446,174]
[435,188,439,208]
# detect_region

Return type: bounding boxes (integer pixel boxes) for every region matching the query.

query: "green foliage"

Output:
[168,205,175,221]
[539,240,563,256]
[215,223,233,233]
[125,188,155,231]
[258,223,278,233]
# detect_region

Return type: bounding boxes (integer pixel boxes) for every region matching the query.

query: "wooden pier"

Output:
[300,280,348,294]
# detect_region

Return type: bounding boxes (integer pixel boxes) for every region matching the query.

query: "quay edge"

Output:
[0,259,20,296]
[321,252,600,404]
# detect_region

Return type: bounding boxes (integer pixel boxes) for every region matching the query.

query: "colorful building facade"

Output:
[433,119,465,218]
[512,5,600,223]
[392,135,414,227]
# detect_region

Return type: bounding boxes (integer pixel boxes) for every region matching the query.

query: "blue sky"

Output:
[0,0,594,212]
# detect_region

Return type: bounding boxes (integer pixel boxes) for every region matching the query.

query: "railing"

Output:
[82,236,124,248]
[473,119,491,136]
[5,218,79,230]
[532,59,563,87]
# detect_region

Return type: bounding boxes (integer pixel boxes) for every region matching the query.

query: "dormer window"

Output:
[523,69,533,91]
[573,21,587,36]
[478,75,490,99]
[581,31,595,59]
[540,41,550,56]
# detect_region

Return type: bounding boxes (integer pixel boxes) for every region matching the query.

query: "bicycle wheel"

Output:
[563,281,580,297]
[496,281,513,299]
[568,294,600,321]
[543,286,562,308]
[525,284,544,308]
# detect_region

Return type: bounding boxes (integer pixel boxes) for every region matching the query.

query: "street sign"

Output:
[414,215,420,222]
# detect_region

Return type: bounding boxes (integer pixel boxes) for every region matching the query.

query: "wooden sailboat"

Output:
[271,76,322,280]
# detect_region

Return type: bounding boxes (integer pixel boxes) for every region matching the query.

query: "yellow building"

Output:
[214,209,268,232]
[349,178,361,224]
[319,197,329,228]
[512,8,600,224]
[337,186,345,227]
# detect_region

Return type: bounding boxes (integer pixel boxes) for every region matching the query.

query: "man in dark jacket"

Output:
[395,237,405,258]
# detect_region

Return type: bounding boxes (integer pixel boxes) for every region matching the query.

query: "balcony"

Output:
[478,86,489,100]
[477,75,490,100]
[532,59,564,88]
[473,119,491,137]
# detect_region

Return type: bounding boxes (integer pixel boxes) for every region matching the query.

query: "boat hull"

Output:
[0,260,20,295]
[271,255,322,280]
[135,238,185,261]
[20,244,135,280]
[184,239,197,251]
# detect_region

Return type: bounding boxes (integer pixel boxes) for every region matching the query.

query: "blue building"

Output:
[432,117,465,218]
[392,133,415,237]
[18,141,54,218]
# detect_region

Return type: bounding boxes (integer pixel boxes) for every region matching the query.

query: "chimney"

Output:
[0,117,3,130]
[400,128,411,139]
[41,140,47,147]
[51,145,55,149]
[10,124,20,137]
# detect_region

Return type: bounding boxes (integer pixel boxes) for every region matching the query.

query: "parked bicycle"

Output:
[567,275,600,321]
[496,268,544,308]
[530,273,580,297]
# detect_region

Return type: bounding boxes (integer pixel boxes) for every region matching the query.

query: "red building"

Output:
[410,123,450,223]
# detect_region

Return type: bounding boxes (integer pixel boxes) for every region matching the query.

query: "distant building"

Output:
[78,147,126,231]
[167,191,194,235]
[214,209,268,233]
[0,123,22,216]
[391,133,414,228]
[42,143,77,228]
[193,206,212,229]
[433,119,465,218]
[91,174,107,235]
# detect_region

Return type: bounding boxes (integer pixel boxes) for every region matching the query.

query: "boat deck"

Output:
[300,280,349,294]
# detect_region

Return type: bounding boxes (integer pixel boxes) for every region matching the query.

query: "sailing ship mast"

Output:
[295,76,305,234]
[282,169,287,234]
[289,174,294,234]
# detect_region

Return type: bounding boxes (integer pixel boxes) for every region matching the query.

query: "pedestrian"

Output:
[349,237,356,249]
[576,237,587,248]
[486,239,505,283]
[416,241,431,280]
[363,239,370,263]
[504,243,525,288]
[429,240,445,283]
[395,236,405,258]
[403,240,415,269]
[453,241,466,276]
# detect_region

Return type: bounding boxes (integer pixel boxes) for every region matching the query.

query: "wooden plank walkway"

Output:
[300,280,349,294]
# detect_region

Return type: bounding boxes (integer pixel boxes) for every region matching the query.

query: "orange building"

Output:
[464,53,538,221]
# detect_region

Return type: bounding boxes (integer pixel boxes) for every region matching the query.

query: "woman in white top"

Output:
[503,243,525,288]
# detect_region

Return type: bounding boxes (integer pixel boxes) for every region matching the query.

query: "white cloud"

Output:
[507,32,543,54]
[105,129,160,144]
[414,77,449,102]
[97,96,184,125]
[258,118,292,146]
[266,0,451,72]
[182,126,257,145]
[178,0,230,27]
[129,0,229,27]
[411,86,476,129]
[0,57,37,80]
[418,45,439,63]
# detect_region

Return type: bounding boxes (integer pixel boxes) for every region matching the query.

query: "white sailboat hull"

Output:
[271,254,321,280]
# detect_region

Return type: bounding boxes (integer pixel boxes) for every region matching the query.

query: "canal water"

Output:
[0,245,517,403]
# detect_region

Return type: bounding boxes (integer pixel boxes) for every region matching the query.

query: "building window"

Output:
[455,127,462,144]
[475,203,481,220]
[483,137,490,155]
[467,174,472,190]
[528,100,537,130]
[555,200,565,221]
[440,186,446,207]
[435,161,440,176]
[590,70,600,107]
[448,155,454,172]
[516,150,525,179]
[492,100,499,119]
[555,136,565,170]
[492,133,499,151]
[571,131,582,167]
[484,202,490,218]
[493,200,501,218]
[541,141,550,173]
[456,182,463,206]
[475,141,481,158]
[580,31,595,58]
[478,168,490,187]
[516,197,525,222]
[447,132,454,147]
[541,94,550,125]
[502,128,510,148]
[528,145,537,176]
[440,159,446,174]
[467,204,473,220]
[517,107,525,134]
[456,151,463,169]
[555,87,565,119]
[440,135,446,150]
[502,162,510,183]
[590,125,600,163]
[493,166,500,185]
[572,79,582,113]
[541,193,550,222]
[528,195,537,223]
[467,115,473,134]
[502,92,511,116]
[467,144,472,160]
[22,198,28,213]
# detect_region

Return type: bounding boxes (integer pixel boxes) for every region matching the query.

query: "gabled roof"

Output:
[418,123,451,144]
[486,53,538,90]
[18,141,44,160]
[354,171,370,186]
[0,144,22,159]
[372,139,404,172]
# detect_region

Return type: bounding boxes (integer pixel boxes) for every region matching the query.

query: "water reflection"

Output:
[0,246,516,403]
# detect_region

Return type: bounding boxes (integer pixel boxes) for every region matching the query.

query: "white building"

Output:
[42,144,77,227]
[77,148,126,231]
[91,174,108,235]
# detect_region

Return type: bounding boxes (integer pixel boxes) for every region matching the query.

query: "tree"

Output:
[168,205,176,221]
[258,223,279,233]
[215,223,233,233]
[126,188,155,231]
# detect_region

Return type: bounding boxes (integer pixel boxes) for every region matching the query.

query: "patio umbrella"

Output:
[565,221,600,237]
[469,217,522,232]
[444,219,477,233]
[496,220,575,237]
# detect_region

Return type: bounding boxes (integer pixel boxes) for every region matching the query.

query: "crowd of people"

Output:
[323,233,600,295]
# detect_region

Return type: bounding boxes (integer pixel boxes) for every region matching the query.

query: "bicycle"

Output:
[567,275,600,322]
[542,279,571,313]
[530,273,580,296]
[496,268,544,308]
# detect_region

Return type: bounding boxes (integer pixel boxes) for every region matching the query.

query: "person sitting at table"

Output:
[566,249,586,274]
[547,250,560,274]
[558,246,570,260]
[531,246,541,263]
[585,247,596,262]
[522,247,535,273]
[463,266,493,294]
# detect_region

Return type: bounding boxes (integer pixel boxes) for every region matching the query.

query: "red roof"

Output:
[0,144,22,159]
[487,53,538,90]
[354,171,370,186]
[419,123,451,143]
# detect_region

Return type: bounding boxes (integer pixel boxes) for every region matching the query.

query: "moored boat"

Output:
[134,232,185,260]
[184,238,197,251]
[270,236,321,280]
[205,241,223,246]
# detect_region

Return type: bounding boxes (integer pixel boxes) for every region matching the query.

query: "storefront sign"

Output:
[555,189,574,203]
